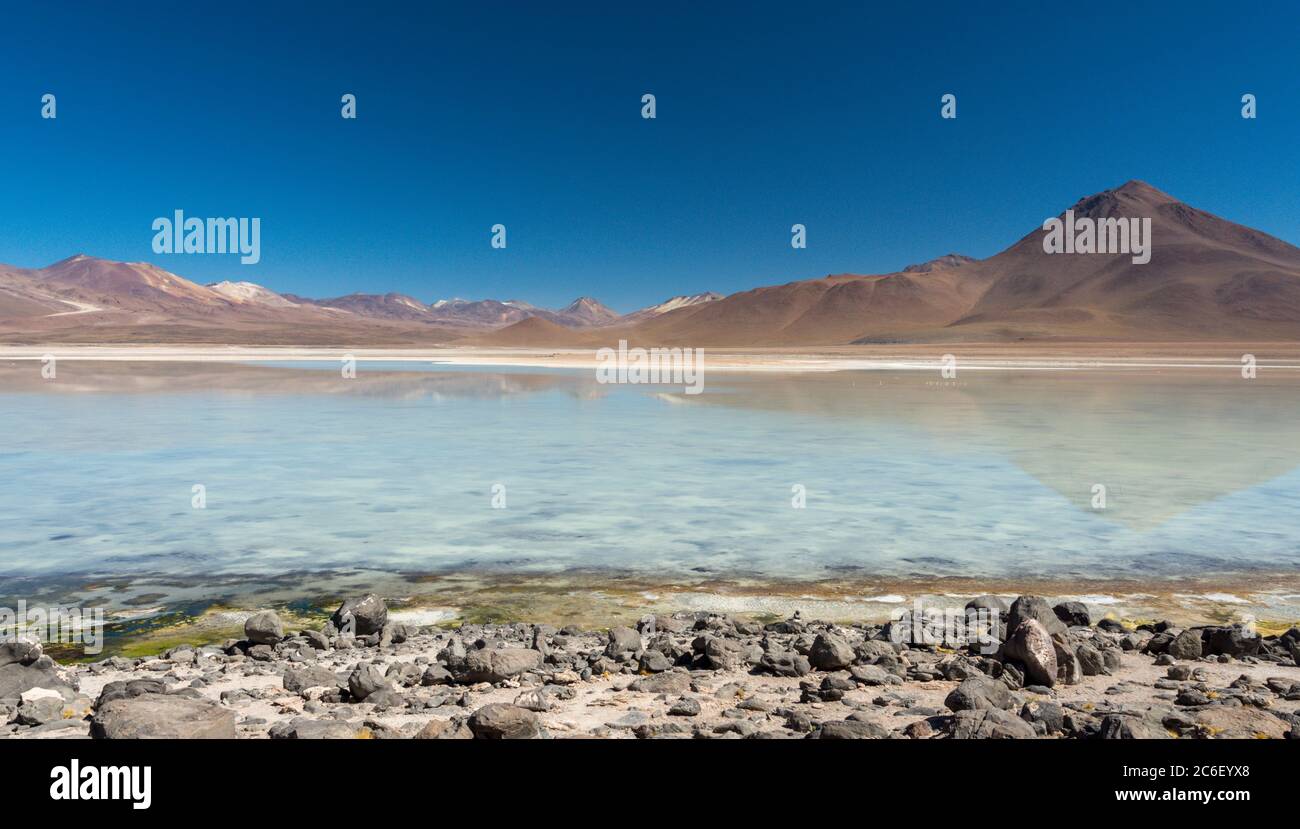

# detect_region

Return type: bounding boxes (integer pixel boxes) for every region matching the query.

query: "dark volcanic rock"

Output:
[943,708,1036,739]
[1168,629,1203,661]
[331,594,388,636]
[1054,601,1091,628]
[1001,618,1058,687]
[813,719,890,739]
[1052,635,1082,685]
[283,665,342,694]
[1020,700,1066,735]
[270,718,370,739]
[243,611,284,645]
[91,693,236,739]
[1007,595,1068,638]
[808,633,855,671]
[468,703,541,739]
[966,595,1010,614]
[630,670,692,695]
[1075,643,1107,676]
[944,675,1013,712]
[0,662,70,701]
[1204,625,1261,658]
[1098,707,1178,739]
[414,717,474,739]
[347,663,391,701]
[605,627,643,660]
[668,697,701,717]
[696,635,758,671]
[456,648,543,684]
[638,650,673,673]
[758,650,810,677]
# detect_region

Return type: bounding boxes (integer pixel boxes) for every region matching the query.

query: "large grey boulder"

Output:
[1195,706,1289,739]
[759,650,810,677]
[1001,618,1058,687]
[347,663,391,700]
[414,717,474,739]
[1007,596,1067,638]
[468,703,540,739]
[0,663,70,701]
[269,717,369,739]
[1204,625,1261,658]
[0,642,72,701]
[854,639,904,676]
[629,670,692,695]
[693,635,759,671]
[814,719,891,739]
[944,708,1037,739]
[808,633,855,671]
[604,627,642,660]
[91,693,236,739]
[331,594,388,636]
[966,595,1010,615]
[1053,635,1082,685]
[283,665,343,694]
[1075,643,1107,676]
[456,648,542,684]
[244,611,284,645]
[1167,629,1203,661]
[1054,601,1091,627]
[1098,707,1179,739]
[945,675,1013,712]
[95,678,166,705]
[0,639,43,668]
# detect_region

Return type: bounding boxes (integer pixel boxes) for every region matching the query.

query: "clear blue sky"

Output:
[4,1,1297,311]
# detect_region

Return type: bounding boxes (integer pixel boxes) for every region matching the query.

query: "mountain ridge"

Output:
[5,181,1299,345]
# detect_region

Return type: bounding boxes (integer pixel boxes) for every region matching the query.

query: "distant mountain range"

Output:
[3,181,1299,345]
[0,255,720,344]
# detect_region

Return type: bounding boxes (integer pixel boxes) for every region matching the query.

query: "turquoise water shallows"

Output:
[1,361,1299,596]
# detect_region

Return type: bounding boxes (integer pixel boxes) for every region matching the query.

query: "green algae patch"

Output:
[97,604,324,660]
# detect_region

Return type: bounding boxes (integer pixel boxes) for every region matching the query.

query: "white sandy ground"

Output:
[4,344,1300,372]
[14,644,1299,740]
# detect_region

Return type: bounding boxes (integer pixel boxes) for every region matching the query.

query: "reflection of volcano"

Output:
[6,360,1299,533]
[681,370,1300,532]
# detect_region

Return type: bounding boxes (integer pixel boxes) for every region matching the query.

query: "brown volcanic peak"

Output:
[617,179,1300,346]
[619,292,724,324]
[458,315,595,347]
[426,298,535,327]
[953,179,1300,339]
[558,296,620,326]
[37,254,231,311]
[623,263,995,347]
[302,292,432,321]
[902,253,978,273]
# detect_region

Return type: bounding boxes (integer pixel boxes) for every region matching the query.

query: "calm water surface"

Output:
[2,361,1299,601]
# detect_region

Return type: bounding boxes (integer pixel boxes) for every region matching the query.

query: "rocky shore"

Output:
[3,593,1299,740]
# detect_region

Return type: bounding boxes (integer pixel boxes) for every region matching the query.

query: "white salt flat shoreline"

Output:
[4,344,1300,373]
